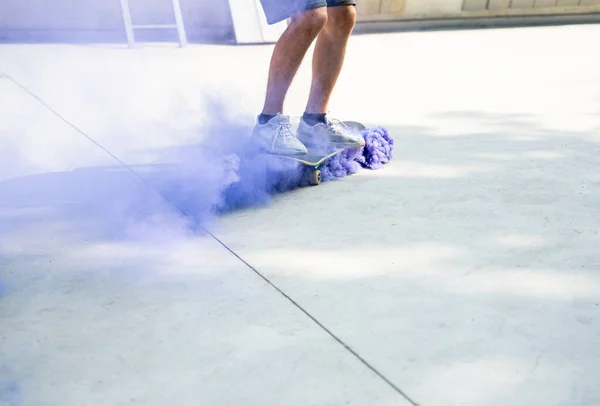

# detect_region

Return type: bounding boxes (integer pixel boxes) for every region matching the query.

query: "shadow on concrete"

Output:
[0,164,186,243]
[1,109,599,404]
[2,109,598,252]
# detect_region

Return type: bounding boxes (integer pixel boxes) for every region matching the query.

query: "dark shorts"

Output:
[259,0,357,25]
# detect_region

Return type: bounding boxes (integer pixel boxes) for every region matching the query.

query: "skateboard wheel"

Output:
[310,170,322,186]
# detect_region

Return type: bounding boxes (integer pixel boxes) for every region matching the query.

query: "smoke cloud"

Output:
[150,101,395,225]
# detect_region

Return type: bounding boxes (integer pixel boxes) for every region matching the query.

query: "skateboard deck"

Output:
[262,120,366,186]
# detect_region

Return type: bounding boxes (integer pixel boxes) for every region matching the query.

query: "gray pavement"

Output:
[1,24,600,406]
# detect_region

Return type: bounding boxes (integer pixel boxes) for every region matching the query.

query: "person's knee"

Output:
[327,5,356,35]
[290,7,328,35]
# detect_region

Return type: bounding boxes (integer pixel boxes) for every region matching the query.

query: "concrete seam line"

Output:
[1,69,420,406]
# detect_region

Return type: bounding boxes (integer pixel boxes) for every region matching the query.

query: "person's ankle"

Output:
[258,113,277,125]
[302,112,326,126]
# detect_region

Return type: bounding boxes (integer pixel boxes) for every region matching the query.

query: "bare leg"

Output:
[261,8,328,115]
[305,5,356,114]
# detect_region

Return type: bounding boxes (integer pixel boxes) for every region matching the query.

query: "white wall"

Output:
[404,0,464,17]
[0,0,234,42]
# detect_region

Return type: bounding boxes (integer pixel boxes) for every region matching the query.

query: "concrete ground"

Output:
[1,23,600,406]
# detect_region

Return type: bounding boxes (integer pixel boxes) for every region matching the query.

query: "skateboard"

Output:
[262,120,366,186]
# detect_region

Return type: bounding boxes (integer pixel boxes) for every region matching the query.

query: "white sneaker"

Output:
[297,115,365,151]
[251,114,308,155]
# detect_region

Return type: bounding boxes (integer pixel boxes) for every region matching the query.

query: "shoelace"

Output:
[326,117,349,135]
[272,121,295,150]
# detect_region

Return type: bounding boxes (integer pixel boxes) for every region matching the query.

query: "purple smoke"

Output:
[213,126,395,213]
[361,127,395,169]
[319,146,364,181]
[0,372,19,406]
[318,126,394,180]
[0,106,394,245]
[153,110,394,222]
